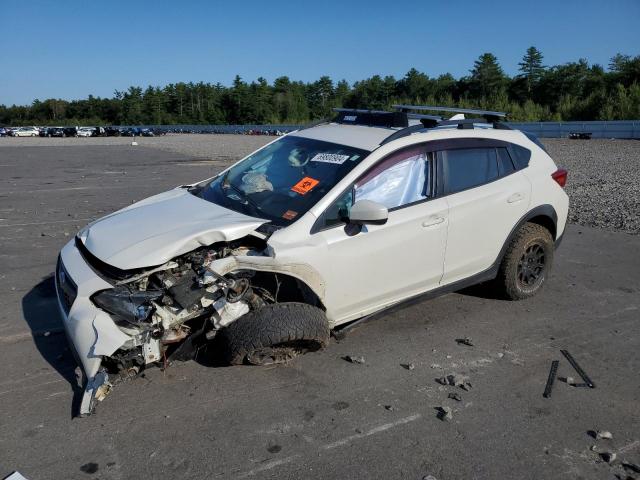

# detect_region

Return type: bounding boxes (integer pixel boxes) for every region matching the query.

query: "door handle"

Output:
[507,193,524,203]
[422,216,445,227]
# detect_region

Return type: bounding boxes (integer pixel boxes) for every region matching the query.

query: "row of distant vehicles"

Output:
[0,126,162,137]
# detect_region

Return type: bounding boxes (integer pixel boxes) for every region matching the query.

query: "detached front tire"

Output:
[221,302,330,366]
[496,222,554,300]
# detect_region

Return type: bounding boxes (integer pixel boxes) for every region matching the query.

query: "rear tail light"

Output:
[551,169,568,187]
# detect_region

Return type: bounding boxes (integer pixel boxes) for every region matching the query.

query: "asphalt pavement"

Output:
[0,142,638,480]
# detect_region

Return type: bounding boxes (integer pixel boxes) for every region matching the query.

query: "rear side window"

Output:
[440,148,498,194]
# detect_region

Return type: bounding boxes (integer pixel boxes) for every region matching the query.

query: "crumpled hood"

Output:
[80,188,267,269]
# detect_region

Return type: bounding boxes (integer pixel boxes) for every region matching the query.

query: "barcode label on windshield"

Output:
[311,153,350,165]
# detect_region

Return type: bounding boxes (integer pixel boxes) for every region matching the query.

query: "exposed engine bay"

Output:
[91,236,281,380]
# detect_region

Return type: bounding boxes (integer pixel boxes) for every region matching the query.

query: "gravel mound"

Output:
[543,139,640,235]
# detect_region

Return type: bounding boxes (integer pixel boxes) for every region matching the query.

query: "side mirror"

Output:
[348,200,388,225]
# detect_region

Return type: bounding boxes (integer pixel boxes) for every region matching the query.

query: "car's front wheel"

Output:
[220,302,330,366]
[496,222,554,300]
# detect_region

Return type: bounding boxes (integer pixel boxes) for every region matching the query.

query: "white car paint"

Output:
[81,188,267,269]
[441,170,532,284]
[56,118,569,415]
[314,197,449,322]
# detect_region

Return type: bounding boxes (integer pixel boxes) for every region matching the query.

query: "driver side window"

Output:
[320,145,431,229]
[354,146,430,210]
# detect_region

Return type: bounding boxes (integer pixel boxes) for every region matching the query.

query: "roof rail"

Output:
[393,104,507,122]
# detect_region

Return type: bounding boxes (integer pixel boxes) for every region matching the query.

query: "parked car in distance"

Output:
[105,126,122,137]
[62,127,77,137]
[46,127,64,137]
[140,128,155,137]
[14,126,39,137]
[120,127,141,137]
[77,127,95,137]
[0,127,8,137]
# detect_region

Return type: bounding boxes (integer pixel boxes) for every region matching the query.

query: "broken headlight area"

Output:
[91,287,163,327]
[92,239,270,380]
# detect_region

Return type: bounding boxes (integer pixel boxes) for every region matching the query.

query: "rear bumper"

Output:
[55,239,131,415]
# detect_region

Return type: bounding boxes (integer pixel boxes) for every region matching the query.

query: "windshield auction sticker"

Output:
[291,177,320,195]
[311,153,350,165]
[282,210,298,220]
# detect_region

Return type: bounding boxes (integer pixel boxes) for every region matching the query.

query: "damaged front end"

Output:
[98,239,269,365]
[58,235,274,416]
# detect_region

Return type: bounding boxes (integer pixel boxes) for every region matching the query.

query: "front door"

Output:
[313,146,449,323]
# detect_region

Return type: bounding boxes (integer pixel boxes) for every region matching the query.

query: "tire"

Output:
[220,302,330,366]
[495,222,554,300]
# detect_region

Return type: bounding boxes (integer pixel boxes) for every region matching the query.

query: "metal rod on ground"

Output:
[560,349,595,388]
[543,360,559,398]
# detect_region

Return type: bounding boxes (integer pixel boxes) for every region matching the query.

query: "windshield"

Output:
[191,135,369,226]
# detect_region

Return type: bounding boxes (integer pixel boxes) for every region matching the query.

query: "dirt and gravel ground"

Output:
[0,137,638,480]
[543,139,640,235]
[4,135,637,234]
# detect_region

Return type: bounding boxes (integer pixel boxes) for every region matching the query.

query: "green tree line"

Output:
[2,48,639,126]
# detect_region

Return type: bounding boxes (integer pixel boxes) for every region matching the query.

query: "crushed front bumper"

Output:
[55,239,131,416]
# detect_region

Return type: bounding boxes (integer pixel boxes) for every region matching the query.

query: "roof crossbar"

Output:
[406,113,443,128]
[393,104,507,120]
[378,117,513,146]
[333,108,392,115]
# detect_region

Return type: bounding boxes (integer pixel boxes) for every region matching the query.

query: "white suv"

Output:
[55,105,569,415]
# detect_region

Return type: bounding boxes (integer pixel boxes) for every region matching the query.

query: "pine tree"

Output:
[469,53,507,99]
[518,47,545,95]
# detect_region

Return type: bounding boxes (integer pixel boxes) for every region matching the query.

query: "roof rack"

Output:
[392,104,507,123]
[299,105,512,146]
[378,106,512,146]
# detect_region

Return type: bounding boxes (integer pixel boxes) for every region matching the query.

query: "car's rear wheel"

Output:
[496,222,554,300]
[220,302,330,366]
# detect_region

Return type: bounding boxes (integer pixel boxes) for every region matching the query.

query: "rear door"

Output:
[437,144,531,284]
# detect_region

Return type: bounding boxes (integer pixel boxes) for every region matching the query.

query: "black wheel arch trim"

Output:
[492,204,558,271]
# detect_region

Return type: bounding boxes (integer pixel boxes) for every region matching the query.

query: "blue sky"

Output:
[1,0,638,105]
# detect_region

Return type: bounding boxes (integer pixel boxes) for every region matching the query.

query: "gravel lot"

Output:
[3,135,638,234]
[543,139,640,235]
[0,141,638,480]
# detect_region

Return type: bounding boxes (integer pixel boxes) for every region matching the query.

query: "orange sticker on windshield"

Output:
[291,177,319,195]
[282,210,298,220]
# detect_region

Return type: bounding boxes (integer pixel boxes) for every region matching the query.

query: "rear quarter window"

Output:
[508,144,532,170]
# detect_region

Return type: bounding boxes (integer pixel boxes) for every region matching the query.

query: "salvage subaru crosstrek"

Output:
[56,105,569,415]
